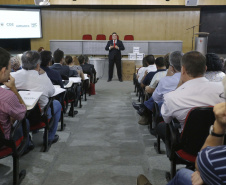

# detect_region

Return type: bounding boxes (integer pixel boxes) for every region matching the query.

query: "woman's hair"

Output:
[163,53,170,69]
[73,56,79,65]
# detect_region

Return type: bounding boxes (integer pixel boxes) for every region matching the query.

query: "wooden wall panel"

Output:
[31,9,72,50]
[165,9,200,52]
[31,8,200,53]
[198,0,226,5]
[50,0,185,5]
[0,0,33,5]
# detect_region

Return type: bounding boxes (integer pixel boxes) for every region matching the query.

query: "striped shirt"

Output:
[0,87,26,139]
[197,145,226,185]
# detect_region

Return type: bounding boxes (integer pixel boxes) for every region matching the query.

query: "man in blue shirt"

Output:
[132,51,183,125]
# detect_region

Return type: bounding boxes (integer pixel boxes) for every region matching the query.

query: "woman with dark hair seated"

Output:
[204,53,225,82]
[65,55,84,80]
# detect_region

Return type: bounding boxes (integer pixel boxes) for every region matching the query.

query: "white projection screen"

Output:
[0,9,42,39]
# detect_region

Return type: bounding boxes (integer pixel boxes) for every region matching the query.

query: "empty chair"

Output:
[96,34,106,40]
[27,98,55,152]
[165,106,215,180]
[0,118,28,185]
[109,35,119,40]
[82,34,92,40]
[124,35,134,40]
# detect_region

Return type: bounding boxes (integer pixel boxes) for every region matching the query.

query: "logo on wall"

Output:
[31,23,37,28]
[0,23,4,27]
[6,23,14,26]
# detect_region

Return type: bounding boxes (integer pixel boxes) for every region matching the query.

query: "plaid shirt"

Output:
[0,87,26,139]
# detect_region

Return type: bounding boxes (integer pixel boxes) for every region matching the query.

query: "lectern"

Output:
[194,32,209,55]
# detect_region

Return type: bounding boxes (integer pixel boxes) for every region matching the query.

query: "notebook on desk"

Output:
[19,91,43,110]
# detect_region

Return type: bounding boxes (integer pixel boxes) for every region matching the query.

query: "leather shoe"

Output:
[119,79,123,82]
[22,140,34,156]
[137,174,152,185]
[107,79,112,82]
[48,134,59,145]
[132,102,142,111]
[137,107,146,116]
[95,78,99,83]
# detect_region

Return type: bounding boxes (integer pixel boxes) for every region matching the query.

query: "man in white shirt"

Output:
[158,51,224,142]
[138,55,157,84]
[11,50,61,145]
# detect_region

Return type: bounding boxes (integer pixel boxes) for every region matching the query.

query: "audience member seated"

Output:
[163,53,170,70]
[204,53,225,82]
[0,47,33,154]
[73,56,80,65]
[151,51,182,108]
[222,58,226,73]
[136,57,147,82]
[145,57,167,94]
[50,49,77,79]
[84,55,99,83]
[11,56,22,72]
[140,55,157,88]
[138,55,157,84]
[65,55,85,80]
[38,47,44,53]
[159,51,224,142]
[40,50,64,88]
[137,83,226,185]
[11,50,61,146]
[132,51,183,125]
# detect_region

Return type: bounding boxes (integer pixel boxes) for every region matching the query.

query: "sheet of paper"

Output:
[52,86,66,97]
[64,81,73,88]
[84,74,89,80]
[69,77,82,83]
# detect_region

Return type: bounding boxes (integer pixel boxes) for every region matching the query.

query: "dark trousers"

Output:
[108,58,122,80]
[156,122,167,143]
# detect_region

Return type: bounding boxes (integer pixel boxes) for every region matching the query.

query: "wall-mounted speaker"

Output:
[34,0,50,5]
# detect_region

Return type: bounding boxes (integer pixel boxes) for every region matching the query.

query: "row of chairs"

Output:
[0,76,91,184]
[133,72,219,181]
[82,34,134,40]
